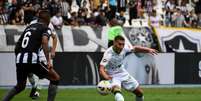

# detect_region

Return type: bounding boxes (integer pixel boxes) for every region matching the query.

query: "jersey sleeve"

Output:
[100,52,110,67]
[48,23,56,35]
[42,28,52,38]
[124,44,132,53]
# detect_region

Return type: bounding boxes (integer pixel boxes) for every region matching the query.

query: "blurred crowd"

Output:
[0,0,201,28]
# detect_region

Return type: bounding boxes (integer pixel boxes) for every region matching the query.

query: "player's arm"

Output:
[132,46,158,55]
[50,34,57,58]
[42,35,52,69]
[99,65,112,80]
[49,23,57,58]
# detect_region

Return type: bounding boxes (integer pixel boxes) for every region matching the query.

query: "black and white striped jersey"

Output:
[15,23,51,64]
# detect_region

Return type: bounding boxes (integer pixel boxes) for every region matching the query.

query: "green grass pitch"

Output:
[1,87,201,101]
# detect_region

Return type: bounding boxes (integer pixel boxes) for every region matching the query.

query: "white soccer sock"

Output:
[115,93,124,101]
[28,74,39,88]
[136,95,144,101]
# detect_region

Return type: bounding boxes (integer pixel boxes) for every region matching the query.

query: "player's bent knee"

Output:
[133,89,143,97]
[133,87,143,97]
[112,86,121,94]
[136,92,143,97]
[48,69,60,81]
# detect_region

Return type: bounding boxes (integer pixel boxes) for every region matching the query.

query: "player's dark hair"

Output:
[38,10,50,24]
[114,35,125,41]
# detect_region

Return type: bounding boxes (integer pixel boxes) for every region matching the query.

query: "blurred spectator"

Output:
[60,0,70,25]
[10,7,24,25]
[3,0,11,10]
[7,0,17,23]
[81,0,90,12]
[69,11,79,26]
[194,0,201,14]
[117,0,127,13]
[76,0,82,7]
[86,11,97,27]
[116,10,126,25]
[108,0,117,20]
[179,0,188,14]
[136,0,143,18]
[77,8,88,25]
[0,0,199,29]
[32,1,41,13]
[95,10,107,26]
[0,4,8,24]
[90,0,100,10]
[145,0,153,16]
[164,0,177,26]
[23,2,35,24]
[197,13,201,28]
[51,11,63,30]
[81,0,91,17]
[48,0,61,16]
[172,8,189,27]
[185,10,198,28]
[149,10,161,27]
[71,0,79,13]
[128,0,137,25]
[42,0,49,9]
[99,0,108,11]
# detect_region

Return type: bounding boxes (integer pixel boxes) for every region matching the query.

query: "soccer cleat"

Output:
[30,88,40,99]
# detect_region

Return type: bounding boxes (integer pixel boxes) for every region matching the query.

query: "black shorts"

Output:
[16,62,49,84]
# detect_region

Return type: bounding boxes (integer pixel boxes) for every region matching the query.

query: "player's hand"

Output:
[148,48,158,55]
[50,50,55,59]
[47,61,53,69]
[105,75,112,80]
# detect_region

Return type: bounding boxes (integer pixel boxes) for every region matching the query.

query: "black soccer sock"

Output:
[2,87,18,101]
[30,87,37,97]
[47,81,59,101]
[136,95,144,101]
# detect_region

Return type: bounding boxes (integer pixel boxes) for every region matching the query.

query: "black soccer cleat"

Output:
[30,88,40,99]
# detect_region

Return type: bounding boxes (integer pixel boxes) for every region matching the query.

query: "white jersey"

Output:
[100,46,132,77]
[100,46,140,91]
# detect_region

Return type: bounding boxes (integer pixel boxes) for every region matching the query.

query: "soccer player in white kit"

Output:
[99,35,157,101]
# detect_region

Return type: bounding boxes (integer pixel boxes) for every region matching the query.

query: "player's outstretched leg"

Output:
[112,86,124,101]
[28,73,40,99]
[2,81,26,101]
[47,68,60,101]
[133,86,144,101]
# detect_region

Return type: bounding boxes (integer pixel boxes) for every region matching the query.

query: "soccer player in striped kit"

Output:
[28,9,58,99]
[2,10,60,101]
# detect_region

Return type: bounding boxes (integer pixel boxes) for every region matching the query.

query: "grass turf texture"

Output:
[1,87,201,101]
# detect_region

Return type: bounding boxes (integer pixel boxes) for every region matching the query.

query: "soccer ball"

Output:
[97,80,111,95]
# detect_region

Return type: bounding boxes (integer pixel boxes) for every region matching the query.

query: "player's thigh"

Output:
[48,68,60,81]
[31,63,49,79]
[111,78,121,88]
[32,63,60,81]
[122,75,139,91]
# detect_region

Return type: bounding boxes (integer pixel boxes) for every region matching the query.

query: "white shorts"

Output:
[111,74,139,91]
